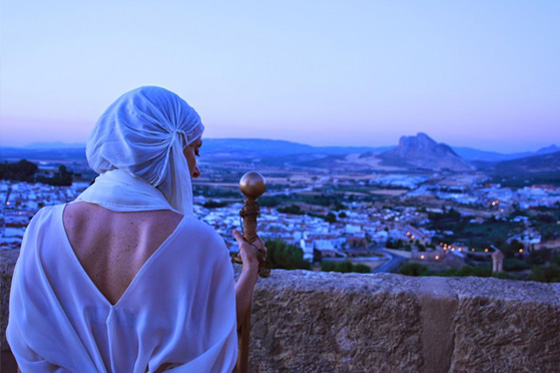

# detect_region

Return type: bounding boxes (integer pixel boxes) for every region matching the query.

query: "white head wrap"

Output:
[76,86,204,215]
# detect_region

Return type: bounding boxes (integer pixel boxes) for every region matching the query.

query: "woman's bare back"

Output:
[63,202,183,305]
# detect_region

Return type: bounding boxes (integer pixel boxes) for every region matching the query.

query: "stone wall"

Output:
[2,250,560,372]
[1,250,19,353]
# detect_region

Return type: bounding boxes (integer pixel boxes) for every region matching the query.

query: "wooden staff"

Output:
[237,171,270,373]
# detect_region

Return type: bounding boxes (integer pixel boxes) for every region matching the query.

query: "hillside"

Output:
[482,151,560,187]
[0,139,391,163]
[1,139,556,173]
[453,144,560,162]
[0,147,87,162]
[201,138,391,159]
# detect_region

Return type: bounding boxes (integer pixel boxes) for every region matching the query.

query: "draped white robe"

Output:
[7,204,238,372]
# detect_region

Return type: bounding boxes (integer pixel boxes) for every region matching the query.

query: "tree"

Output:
[352,263,371,273]
[265,238,311,270]
[399,262,431,276]
[528,264,560,283]
[324,212,337,223]
[334,261,353,273]
[527,249,549,266]
[0,159,38,182]
[492,271,517,280]
[203,200,228,208]
[456,265,491,277]
[503,258,530,271]
[321,261,336,272]
[277,204,304,215]
[501,239,524,259]
[321,260,371,274]
[332,201,347,211]
[36,165,73,186]
[259,197,280,207]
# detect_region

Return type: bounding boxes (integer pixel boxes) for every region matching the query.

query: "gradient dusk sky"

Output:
[1,1,559,152]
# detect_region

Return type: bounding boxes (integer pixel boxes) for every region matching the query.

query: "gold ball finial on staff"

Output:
[239,171,270,278]
[240,171,266,200]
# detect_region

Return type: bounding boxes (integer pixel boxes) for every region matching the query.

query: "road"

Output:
[373,248,407,273]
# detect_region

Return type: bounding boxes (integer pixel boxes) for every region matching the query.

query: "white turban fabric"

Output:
[77,86,204,215]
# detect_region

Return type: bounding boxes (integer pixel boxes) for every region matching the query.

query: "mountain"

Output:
[377,133,475,172]
[536,144,560,155]
[481,151,560,187]
[200,138,392,159]
[2,137,556,171]
[0,138,392,163]
[492,151,560,174]
[0,147,87,161]
[451,147,522,162]
[452,144,559,162]
[24,141,86,149]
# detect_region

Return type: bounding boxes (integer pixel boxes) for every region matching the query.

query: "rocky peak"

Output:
[379,133,473,171]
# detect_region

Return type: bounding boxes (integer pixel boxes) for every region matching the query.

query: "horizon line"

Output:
[0,136,557,155]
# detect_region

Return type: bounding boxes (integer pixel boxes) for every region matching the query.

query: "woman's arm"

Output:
[232,230,265,328]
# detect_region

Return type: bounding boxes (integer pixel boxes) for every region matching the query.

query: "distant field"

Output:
[370,189,409,196]
[193,182,239,188]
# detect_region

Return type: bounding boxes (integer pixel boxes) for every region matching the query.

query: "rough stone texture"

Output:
[248,271,423,372]
[245,269,559,373]
[0,249,19,351]
[2,250,560,372]
[447,277,560,372]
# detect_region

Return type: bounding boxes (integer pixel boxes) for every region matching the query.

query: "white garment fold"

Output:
[75,169,181,214]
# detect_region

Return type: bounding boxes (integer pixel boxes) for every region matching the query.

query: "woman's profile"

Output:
[7,86,263,372]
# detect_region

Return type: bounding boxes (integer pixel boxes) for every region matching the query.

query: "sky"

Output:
[1,0,559,153]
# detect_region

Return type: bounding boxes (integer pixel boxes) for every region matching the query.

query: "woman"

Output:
[7,86,263,372]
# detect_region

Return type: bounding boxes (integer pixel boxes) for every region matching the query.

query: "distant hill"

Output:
[535,144,560,155]
[0,147,87,162]
[377,133,474,172]
[492,151,560,174]
[479,151,560,187]
[201,138,392,158]
[453,144,560,162]
[452,147,520,162]
[2,137,557,170]
[0,139,392,164]
[24,141,87,149]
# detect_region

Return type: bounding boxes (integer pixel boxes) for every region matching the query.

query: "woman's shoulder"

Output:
[179,217,224,241]
[174,217,230,254]
[17,204,66,260]
[26,204,64,230]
